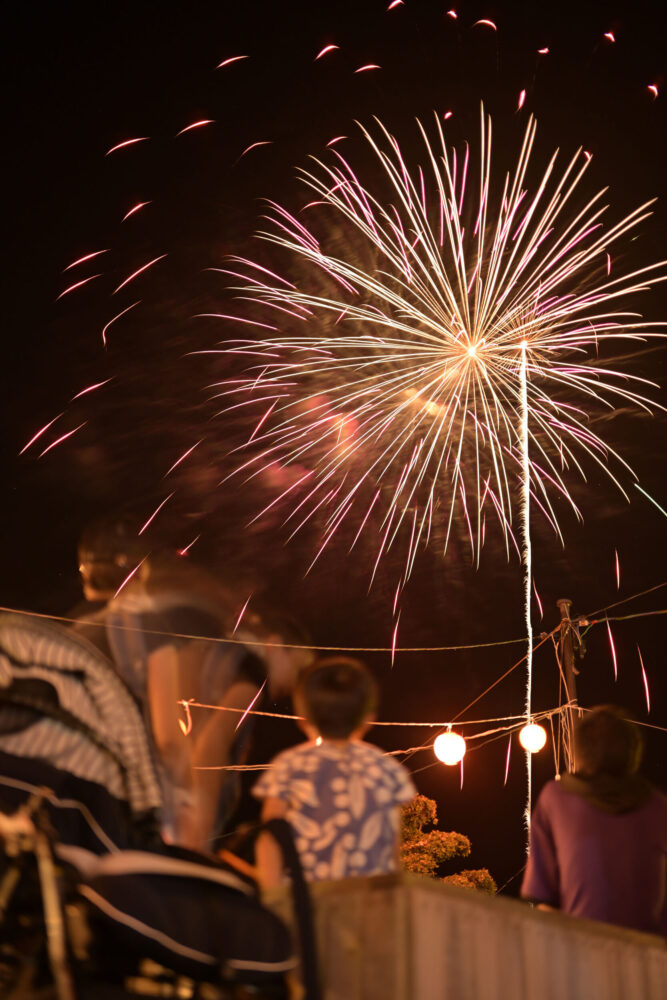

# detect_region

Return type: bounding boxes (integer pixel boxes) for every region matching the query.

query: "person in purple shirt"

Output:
[522,705,667,936]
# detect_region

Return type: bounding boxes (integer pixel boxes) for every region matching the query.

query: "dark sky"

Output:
[3,1,666,891]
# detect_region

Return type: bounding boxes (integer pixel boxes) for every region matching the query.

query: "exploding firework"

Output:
[212,109,666,594]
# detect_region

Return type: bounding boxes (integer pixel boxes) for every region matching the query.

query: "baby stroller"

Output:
[0,612,319,1000]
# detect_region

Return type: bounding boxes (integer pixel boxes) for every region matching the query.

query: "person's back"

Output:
[254,657,416,884]
[522,706,667,935]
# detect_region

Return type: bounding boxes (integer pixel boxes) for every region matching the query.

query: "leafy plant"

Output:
[401,795,496,894]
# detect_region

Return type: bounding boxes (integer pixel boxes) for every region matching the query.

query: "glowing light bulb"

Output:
[519,722,547,753]
[434,731,466,765]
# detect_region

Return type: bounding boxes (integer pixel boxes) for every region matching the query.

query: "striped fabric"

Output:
[0,612,163,818]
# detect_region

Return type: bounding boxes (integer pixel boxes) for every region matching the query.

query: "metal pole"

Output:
[557,598,579,772]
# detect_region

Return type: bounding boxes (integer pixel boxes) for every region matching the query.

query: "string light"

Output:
[433,730,467,765]
[519,722,547,753]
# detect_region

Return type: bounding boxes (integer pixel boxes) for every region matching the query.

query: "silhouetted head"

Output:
[574,705,644,778]
[78,514,149,600]
[294,656,378,740]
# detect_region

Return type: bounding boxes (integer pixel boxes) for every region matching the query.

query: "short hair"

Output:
[574,705,644,778]
[294,657,378,740]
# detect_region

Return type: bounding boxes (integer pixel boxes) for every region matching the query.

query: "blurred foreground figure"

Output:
[106,553,312,850]
[522,705,667,935]
[70,514,150,657]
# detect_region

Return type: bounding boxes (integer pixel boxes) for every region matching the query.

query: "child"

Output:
[253,657,416,885]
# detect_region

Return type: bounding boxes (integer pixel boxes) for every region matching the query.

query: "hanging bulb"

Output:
[519,722,547,753]
[434,730,466,765]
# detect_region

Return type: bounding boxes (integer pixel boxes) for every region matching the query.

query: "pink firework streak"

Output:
[315,44,339,60]
[102,301,141,347]
[113,255,167,294]
[391,614,401,666]
[532,578,544,620]
[164,440,203,477]
[232,594,253,635]
[39,422,87,458]
[20,413,63,455]
[236,141,273,162]
[606,618,618,680]
[71,379,113,401]
[122,201,151,222]
[139,493,174,535]
[636,645,651,713]
[106,137,148,156]
[64,250,108,271]
[236,680,267,731]
[614,549,620,589]
[113,556,149,599]
[474,19,497,30]
[56,274,102,300]
[216,55,248,69]
[504,734,512,785]
[176,119,214,136]
[178,535,201,557]
[354,64,381,73]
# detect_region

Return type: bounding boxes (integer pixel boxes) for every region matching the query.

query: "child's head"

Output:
[294,656,378,740]
[574,705,644,778]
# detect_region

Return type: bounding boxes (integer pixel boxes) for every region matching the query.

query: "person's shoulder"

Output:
[534,778,564,808]
[268,740,318,768]
[647,786,667,813]
[355,740,416,783]
[353,740,392,763]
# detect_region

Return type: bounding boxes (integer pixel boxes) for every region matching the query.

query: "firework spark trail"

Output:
[106,137,149,156]
[122,202,151,222]
[504,733,512,785]
[56,274,102,300]
[165,440,204,476]
[637,645,651,713]
[20,414,64,455]
[38,423,87,458]
[64,250,109,271]
[114,255,167,294]
[139,492,175,535]
[102,301,141,347]
[235,679,267,731]
[71,379,113,401]
[606,617,618,680]
[213,110,666,594]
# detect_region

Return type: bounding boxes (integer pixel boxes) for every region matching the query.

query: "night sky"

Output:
[3,1,666,891]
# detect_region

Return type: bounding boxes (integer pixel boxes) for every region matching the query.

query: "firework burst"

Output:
[208,112,667,590]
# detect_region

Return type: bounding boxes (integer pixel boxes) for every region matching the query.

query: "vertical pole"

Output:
[557,597,579,772]
[519,344,533,848]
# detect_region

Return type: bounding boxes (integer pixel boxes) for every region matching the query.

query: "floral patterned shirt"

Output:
[253,739,416,881]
